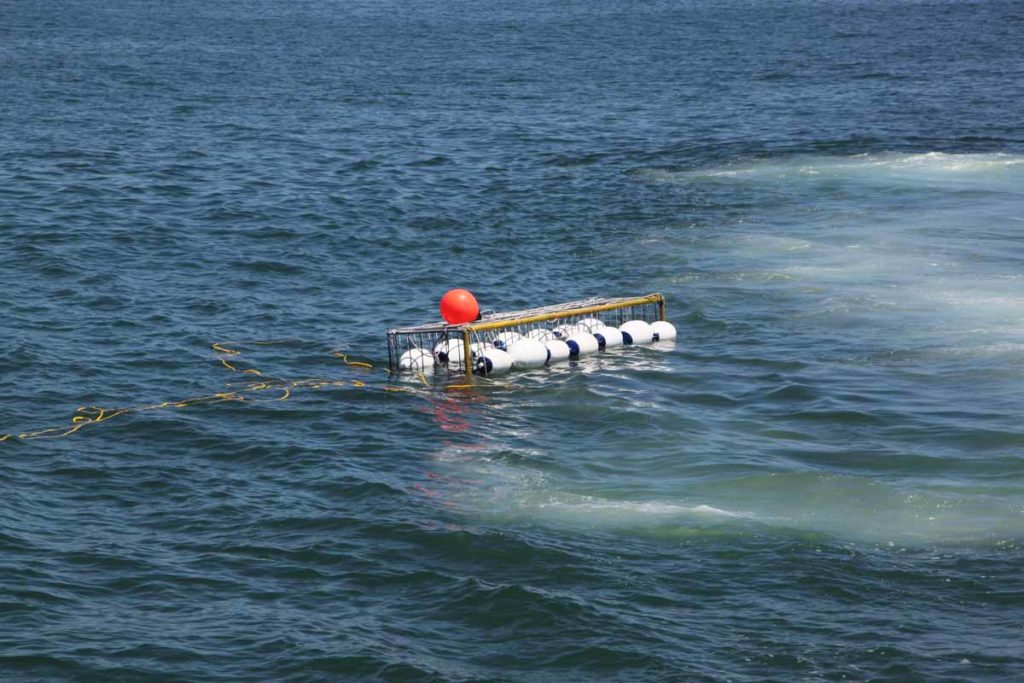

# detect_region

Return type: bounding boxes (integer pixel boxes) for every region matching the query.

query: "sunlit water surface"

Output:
[2,1,1023,680]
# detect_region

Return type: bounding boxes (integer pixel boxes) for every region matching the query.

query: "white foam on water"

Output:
[672,152,1024,189]
[429,422,1023,547]
[478,488,760,533]
[535,496,748,520]
[652,152,1024,351]
[697,472,1024,547]
[429,442,756,533]
[438,454,1024,547]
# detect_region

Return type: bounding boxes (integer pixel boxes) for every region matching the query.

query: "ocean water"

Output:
[2,0,1023,680]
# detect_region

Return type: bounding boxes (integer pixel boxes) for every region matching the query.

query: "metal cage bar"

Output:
[387,293,666,374]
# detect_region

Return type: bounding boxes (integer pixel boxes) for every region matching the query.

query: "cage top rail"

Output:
[388,293,665,335]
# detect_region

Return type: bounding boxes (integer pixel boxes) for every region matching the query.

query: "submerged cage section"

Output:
[387,293,665,375]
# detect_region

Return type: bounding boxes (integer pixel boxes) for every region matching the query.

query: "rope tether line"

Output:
[0,341,403,443]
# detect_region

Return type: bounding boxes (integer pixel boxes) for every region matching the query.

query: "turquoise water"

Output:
[2,1,1023,680]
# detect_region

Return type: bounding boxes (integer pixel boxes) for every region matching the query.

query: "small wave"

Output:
[406,155,450,167]
[537,497,748,519]
[641,151,1024,185]
[447,460,1024,548]
[229,259,305,275]
[544,152,607,168]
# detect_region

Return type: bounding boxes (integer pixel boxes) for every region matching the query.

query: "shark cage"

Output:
[386,293,667,376]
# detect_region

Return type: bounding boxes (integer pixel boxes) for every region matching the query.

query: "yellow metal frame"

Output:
[458,293,665,375]
[464,293,664,333]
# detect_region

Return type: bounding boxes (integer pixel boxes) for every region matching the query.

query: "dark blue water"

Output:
[3,0,1023,680]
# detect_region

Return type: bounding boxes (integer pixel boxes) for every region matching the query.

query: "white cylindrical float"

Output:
[578,317,606,332]
[555,323,593,339]
[474,348,513,376]
[593,326,623,349]
[545,339,571,363]
[619,320,654,345]
[433,338,465,365]
[507,338,549,369]
[399,348,434,371]
[565,331,599,357]
[491,330,522,350]
[526,328,555,342]
[552,324,575,340]
[470,341,494,356]
[651,321,677,341]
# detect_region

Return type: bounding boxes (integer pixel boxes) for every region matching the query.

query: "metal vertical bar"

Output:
[462,329,472,377]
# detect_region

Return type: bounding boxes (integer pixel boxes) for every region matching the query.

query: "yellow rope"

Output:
[0,341,400,442]
[211,343,240,356]
[330,351,374,369]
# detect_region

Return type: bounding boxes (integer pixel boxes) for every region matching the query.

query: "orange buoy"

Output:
[440,289,479,324]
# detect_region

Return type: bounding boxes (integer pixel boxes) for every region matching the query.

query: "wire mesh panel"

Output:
[387,293,666,375]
